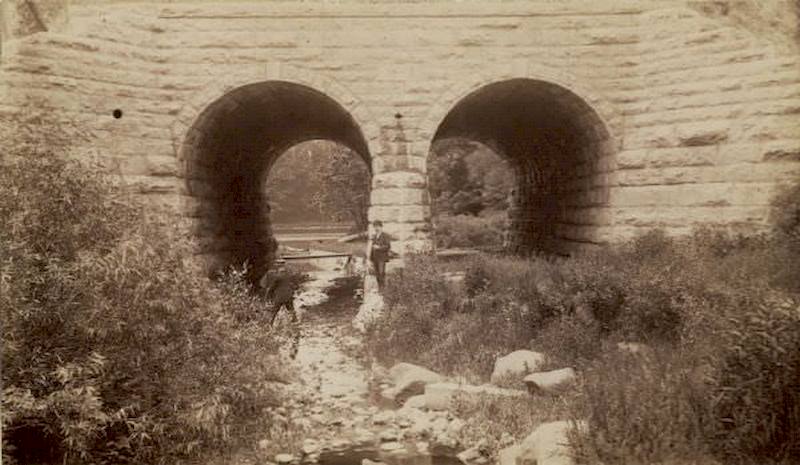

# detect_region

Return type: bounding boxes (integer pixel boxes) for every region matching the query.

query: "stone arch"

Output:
[422,66,622,255]
[171,64,379,171]
[173,69,375,281]
[418,63,623,157]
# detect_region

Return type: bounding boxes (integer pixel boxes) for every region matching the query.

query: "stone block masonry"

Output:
[1,0,798,273]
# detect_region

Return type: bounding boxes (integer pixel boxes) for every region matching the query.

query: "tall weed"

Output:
[1,113,288,464]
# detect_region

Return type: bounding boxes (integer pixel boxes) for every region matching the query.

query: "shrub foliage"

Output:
[434,212,507,250]
[367,176,800,464]
[1,113,287,464]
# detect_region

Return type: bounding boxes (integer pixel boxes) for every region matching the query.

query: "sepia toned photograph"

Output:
[1,0,799,464]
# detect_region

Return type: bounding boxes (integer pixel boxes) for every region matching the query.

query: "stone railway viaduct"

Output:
[2,0,799,275]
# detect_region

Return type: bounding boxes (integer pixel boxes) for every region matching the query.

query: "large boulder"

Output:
[500,421,585,465]
[381,363,444,406]
[423,382,526,410]
[389,362,438,383]
[523,368,577,395]
[517,420,585,465]
[491,350,546,384]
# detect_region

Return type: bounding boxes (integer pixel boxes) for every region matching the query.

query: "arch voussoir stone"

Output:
[419,64,623,158]
[171,64,379,170]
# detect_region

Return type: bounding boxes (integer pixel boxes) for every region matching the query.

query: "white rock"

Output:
[423,382,527,410]
[389,362,442,384]
[430,416,450,434]
[448,418,466,435]
[409,419,432,437]
[333,438,351,448]
[400,408,434,436]
[302,439,319,455]
[491,350,546,384]
[327,417,344,426]
[518,420,586,465]
[362,459,386,465]
[442,271,465,283]
[379,387,399,404]
[274,453,295,465]
[353,289,384,332]
[497,444,521,465]
[457,447,483,463]
[380,441,405,452]
[384,363,445,404]
[373,410,395,425]
[617,341,651,355]
[432,432,459,451]
[354,427,374,437]
[524,368,577,394]
[379,428,401,442]
[402,394,428,409]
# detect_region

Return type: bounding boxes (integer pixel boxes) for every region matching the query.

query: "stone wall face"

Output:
[1,0,798,268]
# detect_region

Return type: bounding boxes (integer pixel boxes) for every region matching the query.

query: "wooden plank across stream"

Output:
[281,253,352,260]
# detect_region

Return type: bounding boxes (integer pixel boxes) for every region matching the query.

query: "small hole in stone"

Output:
[394,112,403,119]
[113,109,123,119]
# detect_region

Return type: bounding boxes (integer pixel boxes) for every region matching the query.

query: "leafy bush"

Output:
[706,295,800,463]
[452,394,574,460]
[463,260,492,297]
[572,348,715,465]
[434,213,506,250]
[428,138,514,216]
[367,252,591,378]
[367,178,800,465]
[771,179,800,250]
[572,294,800,465]
[369,227,792,373]
[769,179,800,292]
[364,254,459,371]
[570,226,800,464]
[1,114,288,464]
[532,314,603,370]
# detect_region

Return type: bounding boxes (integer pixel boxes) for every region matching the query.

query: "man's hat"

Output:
[373,220,383,227]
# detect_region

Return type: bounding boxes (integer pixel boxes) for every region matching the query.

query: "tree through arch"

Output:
[180,81,371,281]
[430,78,617,255]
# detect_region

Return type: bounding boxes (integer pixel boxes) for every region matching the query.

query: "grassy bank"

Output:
[365,194,800,464]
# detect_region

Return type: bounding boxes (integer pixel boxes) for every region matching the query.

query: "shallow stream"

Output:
[286,262,466,465]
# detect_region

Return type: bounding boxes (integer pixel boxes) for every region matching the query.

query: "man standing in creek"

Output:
[367,220,391,291]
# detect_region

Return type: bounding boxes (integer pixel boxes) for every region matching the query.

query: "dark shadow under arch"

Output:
[183,81,371,281]
[432,78,615,255]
